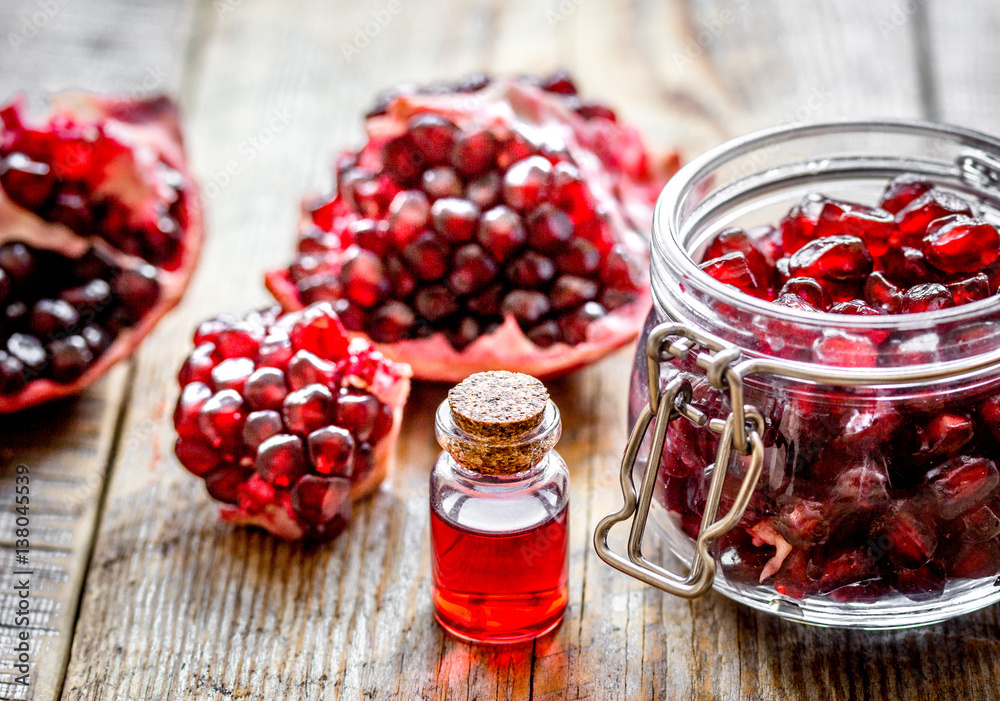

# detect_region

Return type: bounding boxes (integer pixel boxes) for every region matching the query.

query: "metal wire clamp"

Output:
[593,322,765,599]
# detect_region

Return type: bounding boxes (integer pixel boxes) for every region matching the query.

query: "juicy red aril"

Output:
[174,382,212,440]
[291,475,351,526]
[174,438,219,477]
[774,498,828,548]
[215,322,264,358]
[527,204,574,253]
[700,252,758,296]
[339,249,390,307]
[863,271,903,313]
[450,126,497,175]
[893,189,973,247]
[816,549,878,594]
[779,277,831,311]
[507,251,555,288]
[503,156,553,211]
[48,336,93,382]
[402,233,451,281]
[983,395,1000,440]
[7,335,45,375]
[243,410,284,450]
[813,200,895,258]
[557,239,601,275]
[916,413,974,458]
[286,350,337,390]
[812,330,878,368]
[205,466,253,505]
[307,426,356,477]
[880,174,934,214]
[948,274,991,306]
[878,501,938,569]
[926,456,999,520]
[289,303,350,359]
[243,367,289,410]
[198,389,245,449]
[448,244,498,296]
[501,289,550,325]
[210,357,255,393]
[178,343,219,386]
[901,283,954,314]
[368,301,417,343]
[477,205,527,262]
[29,298,79,337]
[408,113,457,165]
[923,215,1000,274]
[431,198,480,243]
[256,433,308,487]
[388,190,431,246]
[788,235,873,283]
[422,167,463,199]
[465,172,501,209]
[283,384,334,435]
[780,193,827,254]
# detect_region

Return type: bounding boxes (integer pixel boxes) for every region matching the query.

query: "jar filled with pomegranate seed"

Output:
[431,371,569,643]
[595,120,1000,628]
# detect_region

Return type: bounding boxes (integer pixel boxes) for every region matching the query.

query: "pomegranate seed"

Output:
[402,232,451,281]
[335,389,381,442]
[197,389,245,449]
[60,278,112,316]
[383,134,423,183]
[923,215,1000,273]
[501,289,550,325]
[551,276,599,310]
[901,283,954,314]
[879,500,938,569]
[387,257,417,298]
[450,126,498,175]
[926,456,999,519]
[307,426,356,477]
[174,437,219,477]
[551,162,593,222]
[527,204,574,253]
[194,315,235,346]
[111,265,160,316]
[255,433,308,487]
[779,193,827,253]
[948,274,991,306]
[881,246,934,287]
[960,502,1000,543]
[502,156,553,211]
[174,382,213,440]
[256,334,294,371]
[506,251,555,288]
[700,252,758,295]
[447,316,481,350]
[291,475,351,526]
[29,298,79,338]
[431,198,480,243]
[421,166,463,199]
[243,366,289,410]
[242,410,284,450]
[477,205,527,262]
[888,332,941,365]
[773,550,815,599]
[368,301,417,343]
[236,475,277,514]
[788,235,873,282]
[408,113,457,165]
[448,244,498,296]
[949,540,1000,579]
[890,561,947,601]
[863,271,903,313]
[527,320,561,348]
[350,219,390,256]
[465,171,501,209]
[893,189,972,247]
[556,239,601,276]
[178,343,220,386]
[812,330,878,368]
[387,190,431,246]
[414,285,459,321]
[7,333,45,374]
[816,549,878,594]
[81,325,111,356]
[982,395,1000,440]
[881,174,934,214]
[215,322,264,359]
[916,413,974,458]
[210,357,255,393]
[338,248,390,308]
[814,200,896,257]
[205,465,254,504]
[779,277,831,310]
[558,301,605,344]
[289,303,350,359]
[283,384,335,435]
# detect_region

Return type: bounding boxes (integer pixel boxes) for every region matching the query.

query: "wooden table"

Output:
[2,0,1000,698]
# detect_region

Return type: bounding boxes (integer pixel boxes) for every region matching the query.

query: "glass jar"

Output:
[595,120,1000,628]
[431,377,569,643]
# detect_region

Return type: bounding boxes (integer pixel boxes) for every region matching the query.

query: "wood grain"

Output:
[0,0,995,699]
[0,1,194,700]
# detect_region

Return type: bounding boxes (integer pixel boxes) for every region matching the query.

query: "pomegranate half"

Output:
[266,72,677,381]
[0,92,202,412]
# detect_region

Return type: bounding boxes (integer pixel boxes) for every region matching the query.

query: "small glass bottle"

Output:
[430,371,570,644]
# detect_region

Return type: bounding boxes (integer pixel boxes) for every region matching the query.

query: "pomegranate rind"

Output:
[268,77,670,380]
[0,93,203,413]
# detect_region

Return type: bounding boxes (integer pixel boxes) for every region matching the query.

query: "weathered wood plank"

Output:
[0,1,195,699]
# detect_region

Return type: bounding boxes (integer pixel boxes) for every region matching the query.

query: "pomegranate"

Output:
[0,92,202,411]
[265,72,677,381]
[173,302,411,540]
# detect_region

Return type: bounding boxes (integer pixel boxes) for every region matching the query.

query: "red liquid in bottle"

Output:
[431,506,569,643]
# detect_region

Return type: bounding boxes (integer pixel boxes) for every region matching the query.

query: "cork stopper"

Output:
[438,371,559,476]
[448,371,549,439]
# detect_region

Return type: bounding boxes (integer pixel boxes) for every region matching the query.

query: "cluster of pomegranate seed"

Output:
[651,175,1000,604]
[266,72,673,381]
[0,94,201,411]
[173,302,411,540]
[699,174,1000,323]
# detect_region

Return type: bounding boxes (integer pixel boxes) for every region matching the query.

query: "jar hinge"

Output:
[593,322,764,600]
